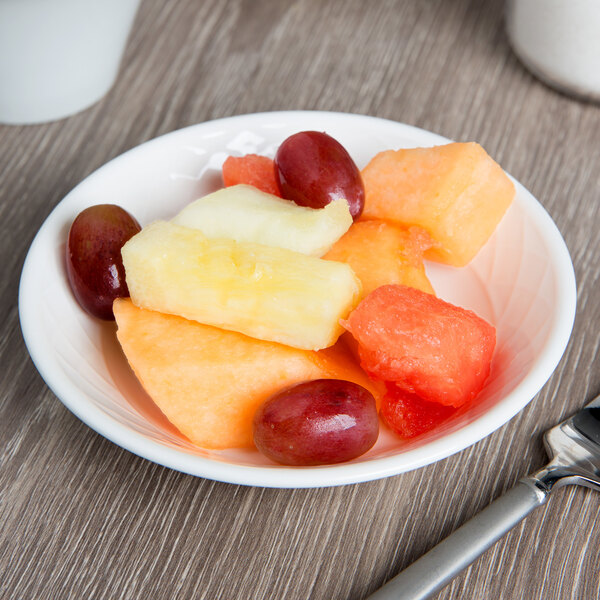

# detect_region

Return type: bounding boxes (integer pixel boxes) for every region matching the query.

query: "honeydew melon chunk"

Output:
[172,184,352,256]
[121,221,362,351]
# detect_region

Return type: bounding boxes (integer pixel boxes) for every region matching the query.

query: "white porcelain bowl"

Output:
[19,111,576,487]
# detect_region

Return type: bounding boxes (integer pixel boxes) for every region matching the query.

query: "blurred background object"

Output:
[506,0,600,101]
[0,0,140,124]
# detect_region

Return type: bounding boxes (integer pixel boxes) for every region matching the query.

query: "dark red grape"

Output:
[275,131,365,220]
[253,379,378,466]
[66,204,141,320]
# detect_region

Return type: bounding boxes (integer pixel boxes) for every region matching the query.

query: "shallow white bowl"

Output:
[19,111,576,488]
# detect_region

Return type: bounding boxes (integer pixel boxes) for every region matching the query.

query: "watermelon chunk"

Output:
[343,285,495,407]
[222,154,281,197]
[381,384,456,438]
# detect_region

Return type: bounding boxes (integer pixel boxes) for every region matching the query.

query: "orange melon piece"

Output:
[324,219,435,297]
[361,143,515,266]
[114,298,382,449]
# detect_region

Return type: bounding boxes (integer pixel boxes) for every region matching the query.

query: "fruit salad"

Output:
[65,130,514,466]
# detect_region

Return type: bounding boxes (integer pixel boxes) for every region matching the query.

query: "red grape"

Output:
[66,204,141,320]
[275,131,365,219]
[253,379,378,466]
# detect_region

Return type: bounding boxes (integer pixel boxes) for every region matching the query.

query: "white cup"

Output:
[506,0,600,101]
[0,0,141,125]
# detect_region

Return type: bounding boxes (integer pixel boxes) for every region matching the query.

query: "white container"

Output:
[506,0,600,101]
[0,0,140,124]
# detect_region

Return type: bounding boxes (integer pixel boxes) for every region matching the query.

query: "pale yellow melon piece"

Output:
[361,143,515,266]
[122,221,361,350]
[172,184,352,257]
[324,220,435,297]
[114,298,383,449]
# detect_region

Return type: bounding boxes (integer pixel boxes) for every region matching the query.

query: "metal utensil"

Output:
[369,394,600,600]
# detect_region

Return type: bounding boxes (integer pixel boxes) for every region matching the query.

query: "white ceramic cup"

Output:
[506,0,600,101]
[0,0,141,125]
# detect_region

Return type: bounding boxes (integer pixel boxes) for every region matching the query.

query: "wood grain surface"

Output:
[1,1,599,599]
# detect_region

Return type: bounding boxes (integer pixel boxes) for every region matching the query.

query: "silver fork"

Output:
[369,394,600,600]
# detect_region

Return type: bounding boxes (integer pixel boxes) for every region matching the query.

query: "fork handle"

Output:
[368,478,550,600]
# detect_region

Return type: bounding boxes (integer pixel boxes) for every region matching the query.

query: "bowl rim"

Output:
[18,110,577,488]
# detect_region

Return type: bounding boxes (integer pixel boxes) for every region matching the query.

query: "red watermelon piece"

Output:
[343,285,495,407]
[381,384,456,438]
[222,154,281,197]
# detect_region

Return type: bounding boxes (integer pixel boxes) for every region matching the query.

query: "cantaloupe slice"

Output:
[114,298,382,449]
[361,143,515,267]
[324,220,435,297]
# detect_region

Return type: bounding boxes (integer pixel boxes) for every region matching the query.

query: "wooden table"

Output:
[2,1,599,598]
